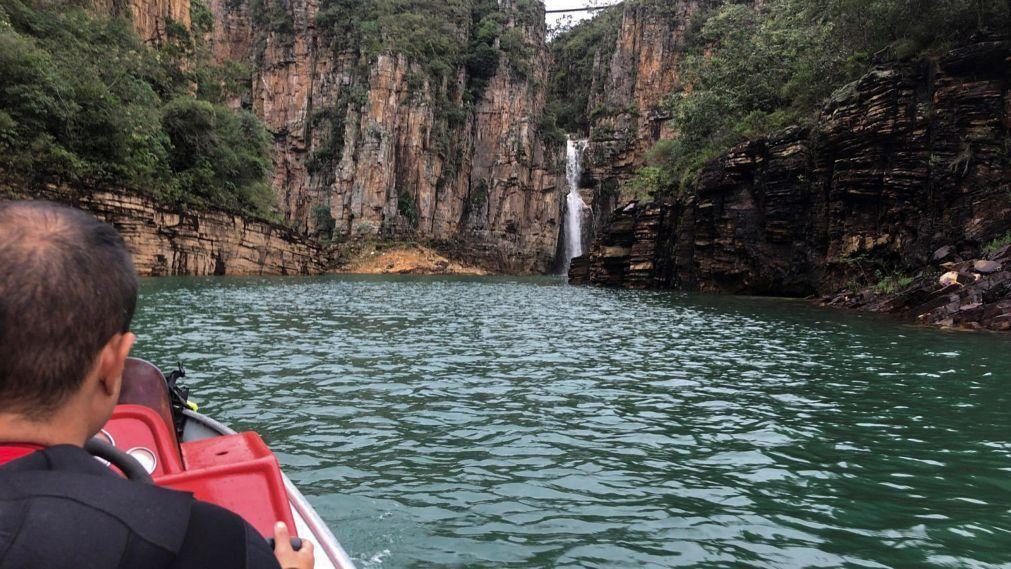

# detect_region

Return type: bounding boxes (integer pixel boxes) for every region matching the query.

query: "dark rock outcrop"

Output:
[826,246,1011,331]
[575,41,1011,331]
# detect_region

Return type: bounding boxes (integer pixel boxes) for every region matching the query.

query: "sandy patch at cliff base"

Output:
[337,244,489,275]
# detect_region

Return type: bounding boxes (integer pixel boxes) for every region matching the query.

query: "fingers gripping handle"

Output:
[267,537,303,552]
[270,521,313,569]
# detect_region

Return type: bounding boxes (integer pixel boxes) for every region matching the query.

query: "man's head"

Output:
[0,201,137,435]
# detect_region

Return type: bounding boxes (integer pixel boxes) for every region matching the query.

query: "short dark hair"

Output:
[0,201,138,418]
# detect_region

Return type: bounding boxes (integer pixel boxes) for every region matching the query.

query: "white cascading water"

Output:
[563,138,589,273]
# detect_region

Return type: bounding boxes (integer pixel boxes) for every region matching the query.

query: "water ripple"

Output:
[133,276,1011,568]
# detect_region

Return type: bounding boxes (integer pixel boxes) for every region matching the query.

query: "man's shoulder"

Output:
[0,445,193,510]
[0,445,195,555]
[0,445,279,569]
[0,490,180,569]
[173,501,281,569]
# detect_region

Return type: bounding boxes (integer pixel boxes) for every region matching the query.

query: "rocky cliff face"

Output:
[578,0,717,227]
[203,0,564,273]
[574,41,1011,330]
[4,183,326,276]
[92,0,192,44]
[77,0,564,274]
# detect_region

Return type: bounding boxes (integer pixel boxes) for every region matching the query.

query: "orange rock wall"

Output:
[80,0,565,274]
[219,0,564,273]
[585,1,713,188]
[92,0,192,44]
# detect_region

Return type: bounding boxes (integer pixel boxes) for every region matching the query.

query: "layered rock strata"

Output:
[3,184,326,277]
[574,41,1011,331]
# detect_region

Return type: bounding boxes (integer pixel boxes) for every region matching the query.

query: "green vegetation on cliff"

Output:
[546,5,622,134]
[305,0,548,188]
[0,0,275,216]
[312,0,541,96]
[650,0,1011,192]
[550,0,1010,195]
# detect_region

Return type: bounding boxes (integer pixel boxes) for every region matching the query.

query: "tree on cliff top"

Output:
[0,0,277,218]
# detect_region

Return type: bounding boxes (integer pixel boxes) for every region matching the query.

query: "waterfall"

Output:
[562,138,589,274]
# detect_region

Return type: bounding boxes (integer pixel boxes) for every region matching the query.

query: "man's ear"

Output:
[97,332,137,397]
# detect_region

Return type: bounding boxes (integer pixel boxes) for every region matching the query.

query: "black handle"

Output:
[266,537,303,552]
[84,438,154,484]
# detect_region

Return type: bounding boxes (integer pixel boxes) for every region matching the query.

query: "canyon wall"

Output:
[64,0,565,275]
[577,0,717,227]
[207,0,564,273]
[3,183,326,276]
[91,0,192,44]
[571,40,1011,329]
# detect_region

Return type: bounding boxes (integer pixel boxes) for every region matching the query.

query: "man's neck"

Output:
[0,412,89,448]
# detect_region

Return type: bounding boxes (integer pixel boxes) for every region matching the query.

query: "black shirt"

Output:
[0,445,280,569]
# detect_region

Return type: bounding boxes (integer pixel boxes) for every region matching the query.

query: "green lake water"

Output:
[132,275,1011,568]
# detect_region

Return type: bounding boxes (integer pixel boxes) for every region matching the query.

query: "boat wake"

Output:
[358,548,391,568]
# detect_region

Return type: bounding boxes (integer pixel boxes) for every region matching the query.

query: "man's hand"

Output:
[272,522,315,569]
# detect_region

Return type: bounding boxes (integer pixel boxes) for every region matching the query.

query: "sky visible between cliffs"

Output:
[544,0,621,30]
